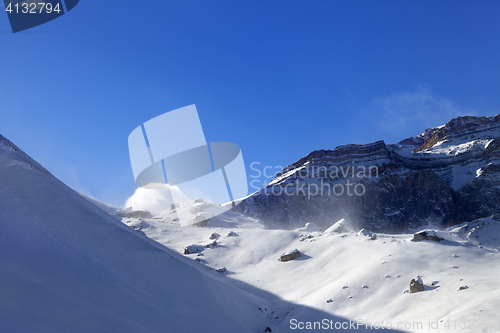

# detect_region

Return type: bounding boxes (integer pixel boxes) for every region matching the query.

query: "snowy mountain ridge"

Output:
[237,114,500,232]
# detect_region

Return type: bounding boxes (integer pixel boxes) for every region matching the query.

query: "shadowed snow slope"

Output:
[0,134,282,332]
[1,135,410,332]
[78,192,123,215]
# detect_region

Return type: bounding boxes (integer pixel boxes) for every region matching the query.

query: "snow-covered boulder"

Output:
[357,228,376,240]
[411,230,444,242]
[279,249,301,262]
[183,244,205,255]
[324,219,352,233]
[205,240,217,248]
[209,233,220,240]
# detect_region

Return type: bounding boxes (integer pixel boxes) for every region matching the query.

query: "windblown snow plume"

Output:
[124,186,187,215]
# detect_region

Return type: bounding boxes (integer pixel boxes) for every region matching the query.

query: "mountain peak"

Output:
[239,114,500,232]
[414,114,500,152]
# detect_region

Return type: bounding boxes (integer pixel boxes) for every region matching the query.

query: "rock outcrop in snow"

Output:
[279,249,301,262]
[411,230,444,242]
[409,276,425,293]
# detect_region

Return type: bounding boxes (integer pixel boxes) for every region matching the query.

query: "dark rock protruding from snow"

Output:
[299,234,313,241]
[410,276,425,293]
[184,245,205,255]
[216,267,226,273]
[279,249,301,262]
[357,228,377,240]
[205,240,217,248]
[209,233,220,240]
[411,231,444,242]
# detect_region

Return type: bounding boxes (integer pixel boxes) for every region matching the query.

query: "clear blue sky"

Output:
[1,0,499,206]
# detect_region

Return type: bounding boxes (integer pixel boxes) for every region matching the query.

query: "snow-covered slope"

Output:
[3,115,499,332]
[126,209,500,333]
[79,192,122,215]
[0,134,293,333]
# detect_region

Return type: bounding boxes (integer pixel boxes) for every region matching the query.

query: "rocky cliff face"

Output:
[237,115,500,232]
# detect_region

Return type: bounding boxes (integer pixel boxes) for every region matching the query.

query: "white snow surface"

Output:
[2,133,500,332]
[0,135,280,333]
[324,219,353,234]
[294,222,322,233]
[282,249,300,256]
[124,199,500,333]
[79,192,123,215]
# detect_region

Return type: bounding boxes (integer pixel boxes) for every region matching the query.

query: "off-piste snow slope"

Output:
[0,134,390,333]
[123,208,500,333]
[0,134,272,332]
